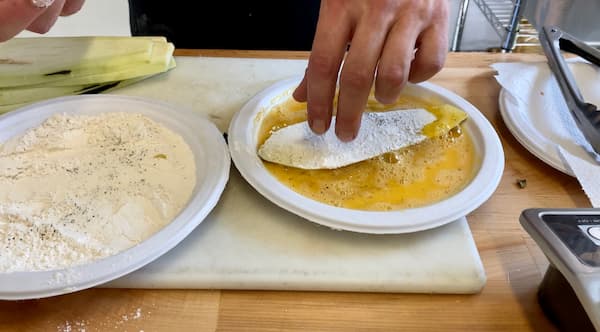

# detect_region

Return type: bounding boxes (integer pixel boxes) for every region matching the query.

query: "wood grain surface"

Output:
[0,51,588,332]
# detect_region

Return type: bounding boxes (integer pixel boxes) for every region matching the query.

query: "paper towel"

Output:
[558,146,600,207]
[492,59,600,207]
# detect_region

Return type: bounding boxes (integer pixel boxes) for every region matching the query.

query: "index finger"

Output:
[336,16,391,141]
[303,2,351,135]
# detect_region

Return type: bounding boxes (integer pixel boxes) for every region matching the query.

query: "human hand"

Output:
[0,0,85,42]
[293,0,449,141]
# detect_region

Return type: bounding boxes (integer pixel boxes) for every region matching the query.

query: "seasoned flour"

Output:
[258,109,436,169]
[0,113,196,272]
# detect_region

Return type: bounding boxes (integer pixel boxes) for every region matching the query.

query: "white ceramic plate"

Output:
[0,95,230,300]
[498,88,599,176]
[228,77,504,234]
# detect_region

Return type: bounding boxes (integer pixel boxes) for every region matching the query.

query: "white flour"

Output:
[0,113,196,272]
[258,109,436,169]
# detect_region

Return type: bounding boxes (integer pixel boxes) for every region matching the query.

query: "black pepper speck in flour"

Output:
[0,113,196,272]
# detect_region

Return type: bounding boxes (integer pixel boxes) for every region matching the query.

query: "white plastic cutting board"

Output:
[105,57,486,293]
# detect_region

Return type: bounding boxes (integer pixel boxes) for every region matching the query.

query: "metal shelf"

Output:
[451,0,526,52]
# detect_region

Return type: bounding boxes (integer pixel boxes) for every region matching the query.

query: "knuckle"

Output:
[371,0,396,14]
[432,58,445,73]
[407,0,433,20]
[378,65,407,87]
[323,0,346,12]
[308,102,331,116]
[309,54,339,78]
[341,69,372,90]
[432,0,450,18]
[421,55,445,76]
[426,58,444,75]
[408,0,422,9]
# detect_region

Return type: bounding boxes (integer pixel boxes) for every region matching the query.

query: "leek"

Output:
[0,37,164,87]
[0,36,176,112]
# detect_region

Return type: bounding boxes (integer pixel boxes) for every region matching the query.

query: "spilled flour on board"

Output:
[56,306,150,332]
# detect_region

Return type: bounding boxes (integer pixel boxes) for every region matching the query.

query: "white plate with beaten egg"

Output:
[0,95,230,300]
[228,77,504,234]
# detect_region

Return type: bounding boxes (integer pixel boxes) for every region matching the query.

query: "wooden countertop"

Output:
[0,51,589,331]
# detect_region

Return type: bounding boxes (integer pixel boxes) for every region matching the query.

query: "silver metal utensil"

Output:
[539,26,600,155]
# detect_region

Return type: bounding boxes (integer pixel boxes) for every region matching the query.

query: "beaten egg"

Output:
[257,94,479,211]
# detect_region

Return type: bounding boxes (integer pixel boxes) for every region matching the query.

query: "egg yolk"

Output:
[257,94,479,211]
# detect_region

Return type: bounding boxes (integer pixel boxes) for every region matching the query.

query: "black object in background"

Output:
[128,1,321,51]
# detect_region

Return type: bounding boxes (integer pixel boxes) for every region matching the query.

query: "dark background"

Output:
[128,1,321,50]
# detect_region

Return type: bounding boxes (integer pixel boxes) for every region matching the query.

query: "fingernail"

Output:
[375,90,398,105]
[337,129,355,142]
[375,95,393,105]
[311,119,326,134]
[293,87,306,102]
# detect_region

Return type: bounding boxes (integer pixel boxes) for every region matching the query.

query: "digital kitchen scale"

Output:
[520,209,600,332]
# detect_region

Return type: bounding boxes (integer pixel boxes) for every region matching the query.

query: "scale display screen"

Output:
[543,214,600,267]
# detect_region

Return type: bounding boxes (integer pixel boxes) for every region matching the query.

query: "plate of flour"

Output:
[0,95,230,300]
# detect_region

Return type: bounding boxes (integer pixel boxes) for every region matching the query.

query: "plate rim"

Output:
[498,88,575,176]
[228,76,505,234]
[0,94,230,300]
